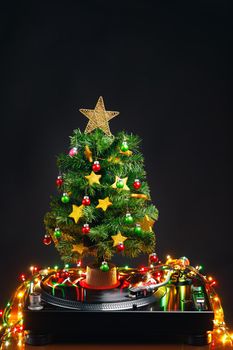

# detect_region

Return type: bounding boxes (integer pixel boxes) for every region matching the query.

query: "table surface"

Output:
[4,343,232,350]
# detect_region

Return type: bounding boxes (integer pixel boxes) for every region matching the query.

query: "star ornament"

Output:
[72,243,86,255]
[139,215,155,232]
[111,176,129,191]
[85,171,102,186]
[119,150,133,157]
[69,204,84,224]
[96,197,112,211]
[79,96,119,136]
[111,232,127,247]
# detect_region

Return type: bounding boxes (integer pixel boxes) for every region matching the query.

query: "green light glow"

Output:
[180,285,186,311]
[65,264,69,269]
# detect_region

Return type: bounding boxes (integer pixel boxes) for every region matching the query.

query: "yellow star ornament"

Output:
[79,96,119,136]
[139,215,155,232]
[96,197,112,211]
[72,243,86,255]
[85,171,102,186]
[119,149,133,157]
[111,176,129,191]
[69,204,84,224]
[111,232,128,247]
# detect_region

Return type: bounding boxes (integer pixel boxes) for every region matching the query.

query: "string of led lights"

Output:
[0,258,232,349]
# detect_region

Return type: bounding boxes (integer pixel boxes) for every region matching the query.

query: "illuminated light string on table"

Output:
[0,259,233,349]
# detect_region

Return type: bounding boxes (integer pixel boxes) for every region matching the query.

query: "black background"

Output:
[1,1,232,327]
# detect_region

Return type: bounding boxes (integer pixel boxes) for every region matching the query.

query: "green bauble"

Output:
[54,228,62,238]
[124,213,134,224]
[61,193,70,203]
[100,262,110,272]
[116,179,124,189]
[120,141,129,152]
[134,224,142,235]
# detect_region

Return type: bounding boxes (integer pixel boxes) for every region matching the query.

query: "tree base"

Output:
[85,263,118,288]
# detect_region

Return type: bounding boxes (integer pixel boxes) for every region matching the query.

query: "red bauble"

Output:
[150,253,159,264]
[133,179,141,189]
[43,234,52,245]
[82,223,90,234]
[56,176,63,187]
[117,243,125,252]
[82,196,91,206]
[92,160,101,172]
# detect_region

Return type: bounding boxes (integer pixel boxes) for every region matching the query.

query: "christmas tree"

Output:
[1,97,232,348]
[44,96,158,271]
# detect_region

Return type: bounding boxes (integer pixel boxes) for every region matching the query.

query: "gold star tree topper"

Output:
[85,171,102,186]
[111,232,128,247]
[79,96,119,136]
[96,197,112,211]
[69,204,84,224]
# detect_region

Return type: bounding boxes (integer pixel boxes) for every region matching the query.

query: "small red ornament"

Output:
[82,195,91,206]
[117,242,125,252]
[56,176,63,187]
[92,160,101,172]
[133,179,141,190]
[149,253,159,264]
[43,234,52,245]
[20,274,26,282]
[82,223,90,234]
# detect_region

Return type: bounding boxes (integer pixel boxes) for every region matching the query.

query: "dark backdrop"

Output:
[1,1,232,326]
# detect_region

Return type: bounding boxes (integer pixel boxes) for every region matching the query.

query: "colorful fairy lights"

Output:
[0,259,232,349]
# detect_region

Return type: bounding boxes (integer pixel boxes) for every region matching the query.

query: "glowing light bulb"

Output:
[17,292,24,299]
[17,339,23,347]
[125,265,129,270]
[221,334,227,344]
